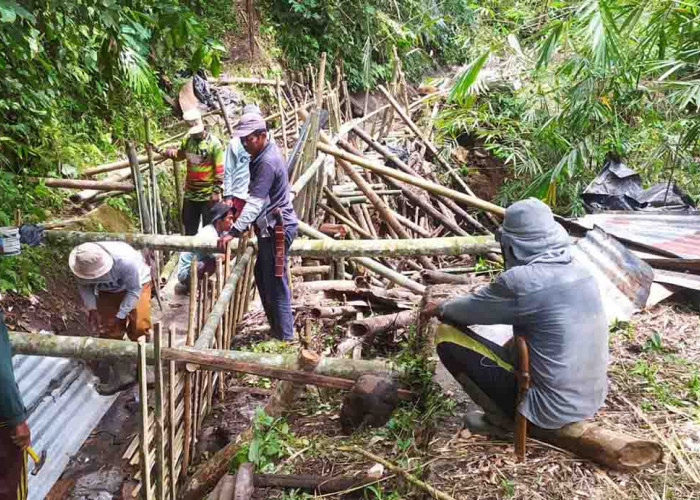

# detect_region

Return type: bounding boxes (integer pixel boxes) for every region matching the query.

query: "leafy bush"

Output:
[259,0,480,90]
[0,0,233,175]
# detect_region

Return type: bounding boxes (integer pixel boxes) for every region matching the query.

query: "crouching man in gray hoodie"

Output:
[425,198,608,433]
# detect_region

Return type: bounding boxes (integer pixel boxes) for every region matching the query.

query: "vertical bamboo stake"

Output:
[316,53,327,110]
[172,160,184,234]
[128,142,151,233]
[276,76,289,159]
[216,260,225,401]
[145,117,158,234]
[167,325,177,500]
[216,91,234,138]
[206,276,215,413]
[138,337,153,500]
[183,256,197,475]
[242,254,256,317]
[153,322,166,500]
[223,242,232,349]
[128,145,144,231]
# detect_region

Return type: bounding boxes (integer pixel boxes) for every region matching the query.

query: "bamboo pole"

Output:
[215,261,225,401]
[153,323,166,500]
[215,91,234,138]
[172,160,184,233]
[212,76,285,86]
[168,326,178,500]
[82,153,165,177]
[193,246,255,351]
[349,126,489,233]
[138,338,154,500]
[27,177,134,191]
[316,52,326,110]
[145,117,158,232]
[318,202,372,239]
[276,76,289,158]
[130,142,154,234]
[297,221,425,293]
[44,230,497,258]
[316,142,505,216]
[183,256,197,475]
[337,156,437,270]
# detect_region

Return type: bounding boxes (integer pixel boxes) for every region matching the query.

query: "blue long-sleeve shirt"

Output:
[223,137,250,200]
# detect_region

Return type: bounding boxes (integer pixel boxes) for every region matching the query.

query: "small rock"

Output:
[459,429,472,440]
[367,463,385,479]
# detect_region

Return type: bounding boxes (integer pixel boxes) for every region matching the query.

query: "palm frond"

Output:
[448,51,490,104]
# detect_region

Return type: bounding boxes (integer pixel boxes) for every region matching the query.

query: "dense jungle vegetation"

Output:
[1,0,700,290]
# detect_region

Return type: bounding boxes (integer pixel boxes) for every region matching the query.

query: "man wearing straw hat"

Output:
[69,242,153,394]
[158,108,225,235]
[0,309,30,500]
[218,112,298,341]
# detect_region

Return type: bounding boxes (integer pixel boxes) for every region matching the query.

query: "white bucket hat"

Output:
[69,243,114,279]
[183,109,204,135]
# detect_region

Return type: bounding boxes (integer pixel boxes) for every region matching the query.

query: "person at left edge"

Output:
[0,309,30,500]
[159,109,225,235]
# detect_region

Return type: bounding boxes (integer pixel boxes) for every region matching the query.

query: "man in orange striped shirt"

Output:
[161,109,225,235]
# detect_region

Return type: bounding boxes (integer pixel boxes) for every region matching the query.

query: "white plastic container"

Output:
[0,226,20,256]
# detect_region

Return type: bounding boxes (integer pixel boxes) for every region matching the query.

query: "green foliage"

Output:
[260,0,480,90]
[0,0,234,175]
[233,410,304,473]
[436,0,700,214]
[0,246,66,295]
[642,331,664,353]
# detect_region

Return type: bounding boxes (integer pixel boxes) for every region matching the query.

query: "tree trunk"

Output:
[348,310,417,337]
[421,270,475,285]
[533,421,663,471]
[7,332,400,380]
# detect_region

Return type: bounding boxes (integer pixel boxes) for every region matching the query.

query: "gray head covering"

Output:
[497,198,571,268]
[242,103,262,115]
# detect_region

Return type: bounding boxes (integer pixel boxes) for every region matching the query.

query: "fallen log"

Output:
[533,421,664,471]
[27,177,134,191]
[348,310,417,337]
[291,265,331,276]
[421,269,475,285]
[311,306,361,319]
[317,142,505,217]
[7,332,400,380]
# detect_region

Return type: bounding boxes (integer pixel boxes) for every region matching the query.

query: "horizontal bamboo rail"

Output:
[44,230,497,258]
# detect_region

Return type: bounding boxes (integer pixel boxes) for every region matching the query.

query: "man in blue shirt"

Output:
[218,113,298,341]
[223,104,262,218]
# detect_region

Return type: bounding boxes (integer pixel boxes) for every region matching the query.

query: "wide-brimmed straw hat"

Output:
[69,243,114,280]
[183,109,204,135]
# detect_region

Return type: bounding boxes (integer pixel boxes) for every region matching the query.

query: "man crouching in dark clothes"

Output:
[218,113,298,341]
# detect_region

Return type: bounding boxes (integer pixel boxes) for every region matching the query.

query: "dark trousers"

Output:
[436,330,518,418]
[0,427,27,500]
[182,198,213,236]
[254,225,297,340]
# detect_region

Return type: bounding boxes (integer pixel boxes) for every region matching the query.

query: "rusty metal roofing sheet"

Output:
[571,226,654,322]
[13,334,118,500]
[575,212,700,259]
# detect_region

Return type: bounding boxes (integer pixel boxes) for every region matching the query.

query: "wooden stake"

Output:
[276,76,289,158]
[153,323,166,500]
[145,117,158,234]
[316,53,326,110]
[183,256,198,475]
[138,338,154,500]
[168,326,178,500]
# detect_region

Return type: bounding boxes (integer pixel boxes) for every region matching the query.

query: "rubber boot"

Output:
[463,411,511,438]
[452,371,515,431]
[97,361,137,396]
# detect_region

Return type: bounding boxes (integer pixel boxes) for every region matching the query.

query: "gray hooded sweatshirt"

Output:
[439,198,608,429]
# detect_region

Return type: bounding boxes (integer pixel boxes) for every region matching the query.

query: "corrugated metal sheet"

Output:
[575,212,700,259]
[13,335,118,500]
